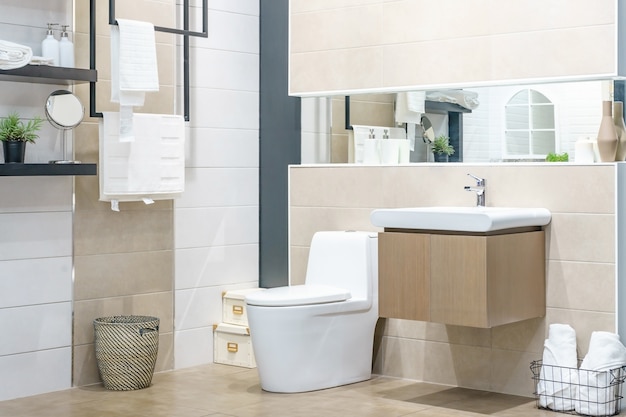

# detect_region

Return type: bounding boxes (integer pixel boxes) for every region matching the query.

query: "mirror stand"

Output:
[50,130,79,164]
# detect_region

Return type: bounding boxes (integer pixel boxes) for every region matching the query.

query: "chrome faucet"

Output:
[464,173,486,207]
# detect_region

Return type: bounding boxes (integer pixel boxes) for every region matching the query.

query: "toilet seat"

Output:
[245,285,351,307]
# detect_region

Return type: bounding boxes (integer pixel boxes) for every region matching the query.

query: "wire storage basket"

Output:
[94,315,159,391]
[531,359,626,416]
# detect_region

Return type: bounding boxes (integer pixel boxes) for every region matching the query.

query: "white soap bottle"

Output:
[41,23,59,66]
[59,25,74,68]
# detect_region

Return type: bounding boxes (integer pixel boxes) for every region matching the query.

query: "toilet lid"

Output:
[245,284,351,307]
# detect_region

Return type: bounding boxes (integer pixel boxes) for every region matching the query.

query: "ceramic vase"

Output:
[597,101,618,162]
[614,101,626,161]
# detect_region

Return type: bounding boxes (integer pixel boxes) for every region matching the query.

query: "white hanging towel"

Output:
[0,40,32,70]
[99,112,185,206]
[110,19,159,142]
[395,91,425,125]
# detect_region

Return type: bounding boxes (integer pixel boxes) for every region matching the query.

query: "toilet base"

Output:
[247,302,377,393]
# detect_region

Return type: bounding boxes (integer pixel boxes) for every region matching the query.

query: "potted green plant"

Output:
[432,134,455,162]
[0,112,43,163]
[545,152,569,162]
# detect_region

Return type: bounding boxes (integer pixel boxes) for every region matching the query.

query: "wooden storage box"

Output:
[222,288,264,326]
[213,323,256,368]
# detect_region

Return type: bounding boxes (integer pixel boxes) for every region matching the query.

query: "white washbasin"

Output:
[370,206,551,232]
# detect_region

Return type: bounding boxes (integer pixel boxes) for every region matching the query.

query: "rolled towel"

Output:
[0,40,32,70]
[538,324,578,411]
[576,331,626,416]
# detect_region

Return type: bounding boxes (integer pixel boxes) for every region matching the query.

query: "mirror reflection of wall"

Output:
[301,80,609,164]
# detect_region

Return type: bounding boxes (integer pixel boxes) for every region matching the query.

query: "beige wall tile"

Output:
[74,251,173,301]
[423,342,492,390]
[290,47,383,95]
[546,261,615,312]
[491,318,545,354]
[74,209,173,256]
[289,207,378,247]
[290,0,381,14]
[291,5,383,53]
[490,349,539,397]
[290,166,387,207]
[331,134,349,163]
[547,213,615,263]
[290,245,309,286]
[383,0,491,44]
[73,292,174,346]
[489,26,615,81]
[487,0,615,34]
[289,164,618,396]
[378,336,425,381]
[290,0,617,95]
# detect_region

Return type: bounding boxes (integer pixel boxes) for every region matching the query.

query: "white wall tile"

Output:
[0,177,72,213]
[185,128,259,168]
[174,327,213,369]
[0,347,71,402]
[174,206,259,248]
[0,303,72,355]
[0,212,72,261]
[0,257,72,308]
[177,167,258,208]
[175,281,258,330]
[190,49,258,91]
[188,88,259,130]
[175,245,258,289]
[190,9,259,53]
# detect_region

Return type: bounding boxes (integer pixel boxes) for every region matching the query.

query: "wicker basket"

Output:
[93,315,159,391]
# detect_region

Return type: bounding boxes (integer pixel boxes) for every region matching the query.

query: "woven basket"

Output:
[93,315,159,391]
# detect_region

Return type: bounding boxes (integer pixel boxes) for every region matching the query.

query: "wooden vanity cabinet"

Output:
[379,230,546,328]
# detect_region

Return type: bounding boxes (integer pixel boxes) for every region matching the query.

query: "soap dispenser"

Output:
[59,25,74,67]
[42,23,59,66]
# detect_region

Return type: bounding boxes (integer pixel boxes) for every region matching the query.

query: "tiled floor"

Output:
[0,364,557,417]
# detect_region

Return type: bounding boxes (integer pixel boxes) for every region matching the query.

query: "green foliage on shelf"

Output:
[0,112,43,143]
[545,152,569,162]
[432,135,455,156]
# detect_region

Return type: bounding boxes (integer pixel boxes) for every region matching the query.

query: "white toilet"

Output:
[245,230,378,393]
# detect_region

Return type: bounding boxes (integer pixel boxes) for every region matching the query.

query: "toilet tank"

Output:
[305,231,378,300]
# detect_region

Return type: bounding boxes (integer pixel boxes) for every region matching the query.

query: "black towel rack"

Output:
[89,0,208,121]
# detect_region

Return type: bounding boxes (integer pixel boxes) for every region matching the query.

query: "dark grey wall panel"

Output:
[259,0,301,288]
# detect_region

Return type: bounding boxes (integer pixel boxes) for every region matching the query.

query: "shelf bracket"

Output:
[89,0,208,121]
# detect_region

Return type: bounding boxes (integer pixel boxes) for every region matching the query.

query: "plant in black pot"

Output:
[432,135,455,162]
[0,112,43,163]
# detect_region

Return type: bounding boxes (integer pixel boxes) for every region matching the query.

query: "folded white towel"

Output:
[426,90,480,110]
[538,324,578,411]
[576,331,626,416]
[29,56,54,66]
[0,40,32,70]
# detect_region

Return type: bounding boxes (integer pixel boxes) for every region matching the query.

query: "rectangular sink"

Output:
[370,206,551,232]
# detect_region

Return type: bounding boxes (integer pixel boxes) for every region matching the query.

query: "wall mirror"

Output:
[320,79,615,164]
[45,90,84,164]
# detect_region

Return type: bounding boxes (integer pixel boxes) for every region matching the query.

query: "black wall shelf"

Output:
[0,163,97,176]
[0,65,97,85]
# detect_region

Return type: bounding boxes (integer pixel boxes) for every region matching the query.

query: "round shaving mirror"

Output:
[421,115,435,144]
[45,90,84,164]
